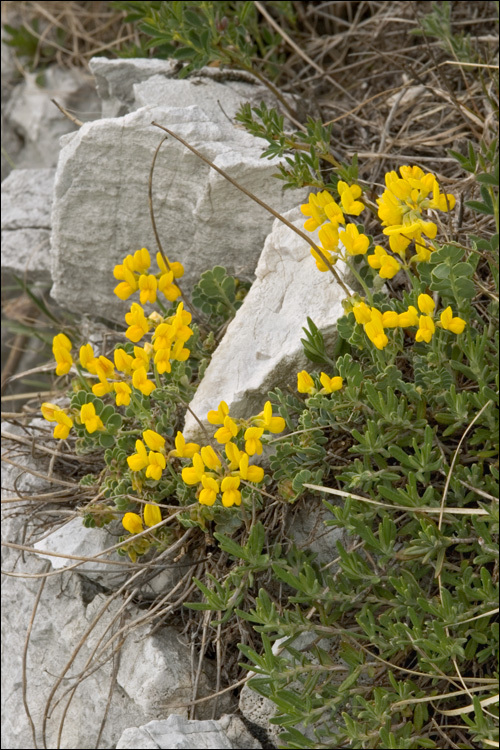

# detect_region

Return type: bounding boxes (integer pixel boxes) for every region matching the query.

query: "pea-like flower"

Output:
[415,315,435,343]
[143,429,165,452]
[125,303,150,343]
[138,274,158,305]
[144,503,162,527]
[417,294,436,315]
[80,403,104,434]
[199,475,219,506]
[367,246,401,279]
[114,381,132,406]
[300,190,336,231]
[244,426,264,456]
[214,416,239,444]
[52,333,73,376]
[319,373,343,393]
[80,344,97,374]
[127,440,149,472]
[221,476,241,507]
[170,431,200,459]
[337,181,364,216]
[253,401,285,434]
[207,401,230,425]
[439,306,466,334]
[146,451,166,481]
[132,366,156,396]
[352,301,372,325]
[114,348,134,375]
[339,224,370,256]
[398,306,419,327]
[297,370,316,394]
[364,316,389,350]
[41,402,74,440]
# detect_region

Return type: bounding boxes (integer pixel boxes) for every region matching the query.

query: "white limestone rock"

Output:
[1,432,227,749]
[183,207,353,440]
[116,715,233,750]
[89,57,181,118]
[50,103,303,321]
[3,66,100,173]
[1,168,55,280]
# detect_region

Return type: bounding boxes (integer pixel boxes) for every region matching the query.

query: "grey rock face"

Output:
[50,103,302,321]
[2,65,100,178]
[1,168,55,280]
[183,207,353,440]
[1,432,227,749]
[116,714,233,749]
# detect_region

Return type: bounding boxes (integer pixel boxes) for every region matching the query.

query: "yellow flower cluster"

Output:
[41,401,104,440]
[377,166,456,261]
[297,371,343,395]
[351,294,466,350]
[114,248,184,304]
[301,183,370,272]
[176,400,285,509]
[127,429,169,481]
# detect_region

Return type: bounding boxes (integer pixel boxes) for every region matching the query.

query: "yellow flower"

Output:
[352,301,372,325]
[94,355,115,382]
[364,318,389,350]
[254,401,285,434]
[92,378,113,397]
[310,246,336,273]
[127,440,149,472]
[317,222,340,252]
[182,453,206,485]
[324,200,346,228]
[53,411,73,440]
[132,344,152,371]
[225,441,243,470]
[156,252,184,279]
[114,381,132,406]
[131,247,151,274]
[244,426,264,457]
[143,430,165,452]
[381,311,400,328]
[171,339,190,362]
[114,265,138,301]
[418,294,435,315]
[138,274,158,305]
[207,401,230,425]
[144,503,162,527]
[52,333,73,376]
[415,315,435,343]
[132,366,156,396]
[339,224,369,256]
[337,181,364,216]
[439,306,466,334]
[80,403,104,434]
[146,451,166,481]
[199,475,219,506]
[319,373,343,392]
[158,271,181,302]
[80,344,97,374]
[238,453,264,483]
[125,303,150,343]
[214,415,239,444]
[170,431,200,459]
[297,370,315,394]
[122,512,143,535]
[221,476,241,507]
[201,445,222,471]
[42,404,73,440]
[300,190,336,231]
[114,348,134,375]
[398,306,419,327]
[367,246,401,279]
[154,348,172,375]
